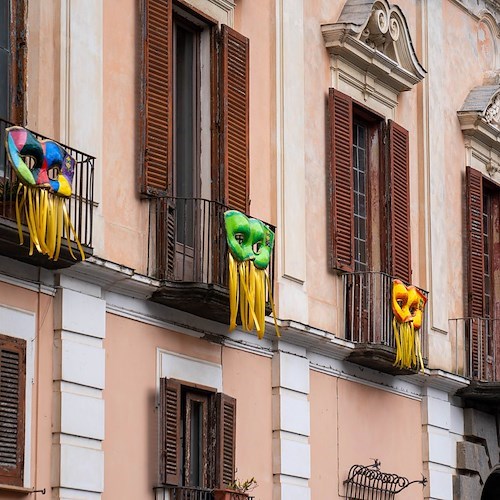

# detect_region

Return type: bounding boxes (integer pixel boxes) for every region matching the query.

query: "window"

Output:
[0,333,26,487]
[0,0,25,123]
[328,88,411,283]
[159,378,236,489]
[140,0,249,212]
[466,167,500,379]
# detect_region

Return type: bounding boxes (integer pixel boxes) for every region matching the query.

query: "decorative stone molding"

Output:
[321,0,425,114]
[458,85,500,179]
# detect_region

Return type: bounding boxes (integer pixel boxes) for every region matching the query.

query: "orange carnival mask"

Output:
[391,280,427,371]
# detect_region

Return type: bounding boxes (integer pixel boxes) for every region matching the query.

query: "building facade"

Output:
[1,0,500,499]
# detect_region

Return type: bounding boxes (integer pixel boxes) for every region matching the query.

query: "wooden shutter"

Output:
[0,334,25,487]
[328,88,354,272]
[140,0,172,195]
[387,120,411,282]
[466,167,485,378]
[220,25,249,213]
[216,393,236,488]
[160,378,181,485]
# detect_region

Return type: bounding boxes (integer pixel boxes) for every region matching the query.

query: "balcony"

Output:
[450,317,500,403]
[154,486,254,500]
[0,119,95,268]
[342,271,428,375]
[148,197,275,324]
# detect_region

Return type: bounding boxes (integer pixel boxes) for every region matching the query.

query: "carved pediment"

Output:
[322,0,426,95]
[458,85,500,177]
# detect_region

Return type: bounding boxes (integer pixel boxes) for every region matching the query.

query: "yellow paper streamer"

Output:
[228,252,280,339]
[15,185,85,262]
[392,319,424,371]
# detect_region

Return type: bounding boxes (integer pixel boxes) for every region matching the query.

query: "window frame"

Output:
[159,377,236,490]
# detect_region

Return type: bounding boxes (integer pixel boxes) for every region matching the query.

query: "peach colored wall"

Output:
[337,379,423,500]
[221,348,273,500]
[102,0,149,271]
[237,0,275,228]
[310,372,423,500]
[0,282,53,500]
[103,314,272,499]
[309,370,338,499]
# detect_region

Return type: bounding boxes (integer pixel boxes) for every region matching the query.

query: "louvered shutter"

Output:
[0,335,26,487]
[141,0,172,195]
[466,167,485,378]
[387,120,411,282]
[220,25,249,214]
[215,393,236,488]
[160,378,181,485]
[328,88,354,272]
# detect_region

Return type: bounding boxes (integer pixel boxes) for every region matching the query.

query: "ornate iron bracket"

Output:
[344,459,427,499]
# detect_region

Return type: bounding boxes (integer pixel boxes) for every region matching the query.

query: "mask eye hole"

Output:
[48,166,60,180]
[409,306,417,315]
[253,242,262,254]
[397,299,404,308]
[235,233,245,244]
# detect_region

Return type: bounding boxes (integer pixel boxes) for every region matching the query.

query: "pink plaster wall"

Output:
[337,379,423,500]
[0,282,53,499]
[221,348,273,500]
[103,314,273,500]
[309,370,338,499]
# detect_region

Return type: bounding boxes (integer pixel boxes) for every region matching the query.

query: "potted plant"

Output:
[213,477,257,500]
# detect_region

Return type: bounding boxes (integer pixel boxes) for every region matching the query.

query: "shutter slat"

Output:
[216,393,236,488]
[141,0,172,195]
[160,378,181,485]
[388,120,411,282]
[328,88,354,272]
[0,335,26,487]
[221,25,250,213]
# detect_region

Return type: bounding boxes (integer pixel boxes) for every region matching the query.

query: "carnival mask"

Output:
[391,280,427,330]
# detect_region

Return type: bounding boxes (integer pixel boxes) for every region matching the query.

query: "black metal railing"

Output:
[0,118,95,249]
[149,196,275,292]
[154,486,214,500]
[450,317,500,382]
[153,486,254,500]
[342,271,428,357]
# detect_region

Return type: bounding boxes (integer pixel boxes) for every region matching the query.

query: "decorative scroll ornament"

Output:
[5,126,85,261]
[345,459,427,499]
[224,210,279,339]
[391,280,427,371]
[484,92,500,125]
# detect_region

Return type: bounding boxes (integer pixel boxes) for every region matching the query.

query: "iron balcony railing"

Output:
[153,486,254,500]
[0,118,95,249]
[149,196,275,291]
[342,271,428,357]
[450,317,500,382]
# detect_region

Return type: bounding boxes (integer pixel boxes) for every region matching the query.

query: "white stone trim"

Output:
[0,305,35,488]
[157,349,223,392]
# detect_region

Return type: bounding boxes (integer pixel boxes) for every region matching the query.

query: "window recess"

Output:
[159,378,236,490]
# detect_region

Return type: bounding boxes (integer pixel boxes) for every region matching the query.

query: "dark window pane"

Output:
[0,49,8,120]
[189,401,202,486]
[174,22,198,247]
[0,1,9,50]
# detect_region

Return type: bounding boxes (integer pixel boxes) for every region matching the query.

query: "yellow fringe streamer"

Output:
[15,185,85,262]
[228,252,280,339]
[392,318,424,371]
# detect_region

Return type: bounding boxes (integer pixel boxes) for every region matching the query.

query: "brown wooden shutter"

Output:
[328,88,354,272]
[0,334,26,487]
[220,25,249,213]
[216,393,236,488]
[160,378,181,485]
[387,120,411,282]
[140,0,173,195]
[466,167,485,378]
[466,166,485,318]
